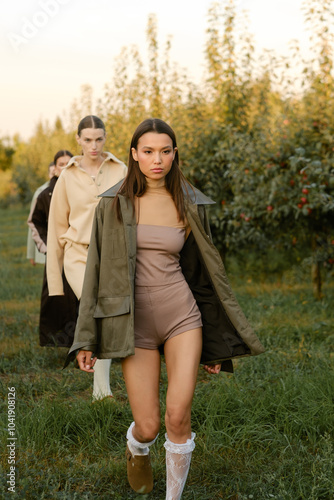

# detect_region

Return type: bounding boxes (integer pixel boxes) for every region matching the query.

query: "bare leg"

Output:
[122,348,161,494]
[164,328,202,442]
[122,348,161,442]
[163,328,202,500]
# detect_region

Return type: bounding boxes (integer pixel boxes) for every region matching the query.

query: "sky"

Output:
[1,0,311,140]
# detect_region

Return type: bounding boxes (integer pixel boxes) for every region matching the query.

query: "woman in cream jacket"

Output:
[47,115,127,401]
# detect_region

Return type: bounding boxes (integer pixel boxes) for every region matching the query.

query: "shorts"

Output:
[134,279,202,349]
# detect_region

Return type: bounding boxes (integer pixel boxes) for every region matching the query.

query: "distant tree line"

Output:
[1,0,333,295]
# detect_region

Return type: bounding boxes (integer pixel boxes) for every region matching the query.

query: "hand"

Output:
[29,259,36,266]
[203,363,221,374]
[76,350,97,372]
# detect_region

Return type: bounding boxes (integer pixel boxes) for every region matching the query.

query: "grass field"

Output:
[0,206,333,499]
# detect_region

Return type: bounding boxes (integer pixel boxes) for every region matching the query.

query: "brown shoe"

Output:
[126,444,153,494]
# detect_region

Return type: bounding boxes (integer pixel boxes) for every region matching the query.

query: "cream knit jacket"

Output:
[47,152,127,295]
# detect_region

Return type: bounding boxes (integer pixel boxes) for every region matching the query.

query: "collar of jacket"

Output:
[65,151,124,170]
[99,179,216,206]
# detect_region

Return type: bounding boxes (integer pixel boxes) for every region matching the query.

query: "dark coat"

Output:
[32,177,78,347]
[68,181,264,372]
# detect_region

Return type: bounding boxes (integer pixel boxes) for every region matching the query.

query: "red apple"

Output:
[266,205,273,212]
[300,197,307,204]
[302,188,309,194]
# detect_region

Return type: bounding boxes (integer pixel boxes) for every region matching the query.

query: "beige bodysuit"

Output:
[134,183,202,349]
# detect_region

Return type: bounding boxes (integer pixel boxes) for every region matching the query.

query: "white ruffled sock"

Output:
[92,358,112,400]
[126,421,158,456]
[164,432,195,500]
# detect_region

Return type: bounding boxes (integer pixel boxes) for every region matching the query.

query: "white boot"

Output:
[164,432,195,500]
[92,358,112,401]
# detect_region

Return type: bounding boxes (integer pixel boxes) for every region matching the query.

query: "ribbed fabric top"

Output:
[135,183,185,228]
[135,182,188,286]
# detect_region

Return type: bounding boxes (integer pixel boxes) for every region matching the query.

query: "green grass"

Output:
[1,206,334,499]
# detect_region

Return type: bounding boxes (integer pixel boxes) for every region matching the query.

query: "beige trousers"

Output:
[64,241,112,400]
[63,241,88,301]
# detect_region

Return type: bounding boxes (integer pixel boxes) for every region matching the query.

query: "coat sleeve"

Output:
[197,204,213,242]
[67,203,103,356]
[31,193,48,253]
[46,175,70,295]
[27,194,39,259]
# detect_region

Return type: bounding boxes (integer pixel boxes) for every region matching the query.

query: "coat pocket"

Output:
[93,296,130,318]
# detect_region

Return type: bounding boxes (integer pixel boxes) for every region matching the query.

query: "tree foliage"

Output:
[0,138,15,172]
[1,0,333,289]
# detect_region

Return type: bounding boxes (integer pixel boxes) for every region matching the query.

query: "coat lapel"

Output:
[118,195,137,284]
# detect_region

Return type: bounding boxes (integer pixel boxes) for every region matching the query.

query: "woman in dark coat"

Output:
[32,150,78,347]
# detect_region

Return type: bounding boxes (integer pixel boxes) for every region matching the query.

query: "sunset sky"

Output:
[1,0,311,140]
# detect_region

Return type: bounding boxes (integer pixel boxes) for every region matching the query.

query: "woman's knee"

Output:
[165,404,191,435]
[134,418,160,443]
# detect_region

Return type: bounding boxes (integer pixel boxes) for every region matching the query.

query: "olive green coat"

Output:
[68,182,264,372]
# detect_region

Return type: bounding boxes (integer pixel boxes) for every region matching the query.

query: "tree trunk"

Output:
[311,234,324,299]
[311,260,322,299]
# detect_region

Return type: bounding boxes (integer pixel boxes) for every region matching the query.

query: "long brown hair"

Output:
[115,118,189,221]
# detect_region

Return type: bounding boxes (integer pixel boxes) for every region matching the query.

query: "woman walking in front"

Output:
[70,118,264,497]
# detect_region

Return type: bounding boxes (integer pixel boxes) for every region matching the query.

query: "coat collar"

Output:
[100,179,215,206]
[65,152,124,170]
